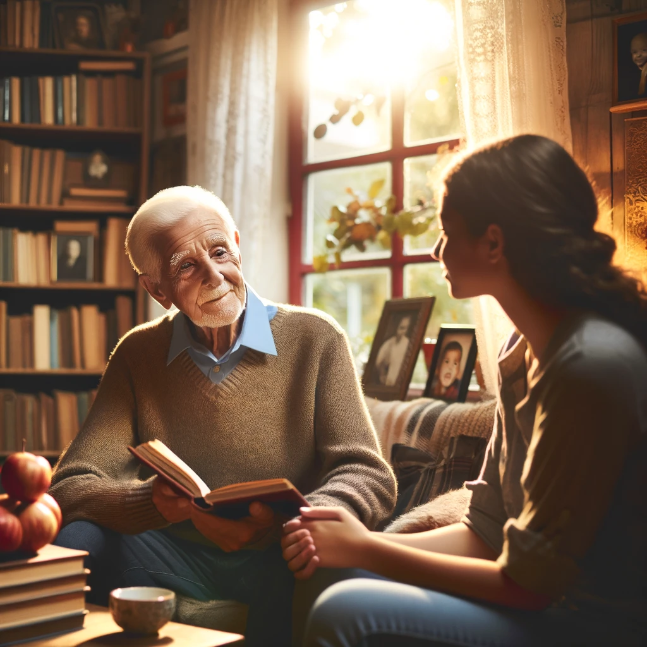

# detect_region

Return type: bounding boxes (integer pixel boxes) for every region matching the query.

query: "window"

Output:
[289,0,473,380]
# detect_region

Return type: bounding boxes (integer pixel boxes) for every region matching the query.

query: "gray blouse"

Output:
[463,312,647,621]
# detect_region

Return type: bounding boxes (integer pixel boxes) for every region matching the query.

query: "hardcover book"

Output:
[129,439,309,519]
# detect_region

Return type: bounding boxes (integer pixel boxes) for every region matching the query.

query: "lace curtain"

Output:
[187,0,278,289]
[454,0,572,393]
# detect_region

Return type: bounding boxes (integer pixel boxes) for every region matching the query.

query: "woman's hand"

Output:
[282,507,373,579]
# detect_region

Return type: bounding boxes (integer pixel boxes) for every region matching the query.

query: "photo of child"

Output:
[614,15,647,104]
[424,327,477,403]
[429,340,463,400]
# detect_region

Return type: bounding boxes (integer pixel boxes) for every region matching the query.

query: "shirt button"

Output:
[213,366,220,373]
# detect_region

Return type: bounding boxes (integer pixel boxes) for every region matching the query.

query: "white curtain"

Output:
[454,0,572,393]
[187,0,278,290]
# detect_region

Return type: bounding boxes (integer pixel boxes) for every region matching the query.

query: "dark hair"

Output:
[442,134,647,346]
[440,340,463,361]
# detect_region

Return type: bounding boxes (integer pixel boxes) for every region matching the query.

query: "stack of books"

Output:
[0,0,50,49]
[0,296,134,370]
[0,73,143,128]
[0,141,65,206]
[0,544,88,645]
[0,388,98,452]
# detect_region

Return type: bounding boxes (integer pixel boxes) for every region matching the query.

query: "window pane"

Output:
[404,262,474,385]
[305,163,392,264]
[305,268,391,372]
[404,2,461,145]
[307,2,391,162]
[402,154,449,255]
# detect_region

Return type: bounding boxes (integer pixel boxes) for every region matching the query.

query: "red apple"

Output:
[17,501,58,553]
[1,453,51,502]
[0,507,23,552]
[38,493,62,531]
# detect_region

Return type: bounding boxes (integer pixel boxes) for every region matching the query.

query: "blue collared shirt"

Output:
[167,284,278,384]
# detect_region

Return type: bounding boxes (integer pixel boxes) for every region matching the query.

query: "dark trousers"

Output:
[55,521,294,647]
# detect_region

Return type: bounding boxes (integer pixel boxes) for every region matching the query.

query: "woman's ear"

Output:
[139,275,174,310]
[485,223,505,265]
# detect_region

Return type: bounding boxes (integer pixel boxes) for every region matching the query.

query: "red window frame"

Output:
[287,0,460,305]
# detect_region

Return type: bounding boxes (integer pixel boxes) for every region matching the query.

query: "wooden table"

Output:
[22,604,244,646]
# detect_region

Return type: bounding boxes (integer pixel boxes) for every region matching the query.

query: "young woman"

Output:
[282,135,647,647]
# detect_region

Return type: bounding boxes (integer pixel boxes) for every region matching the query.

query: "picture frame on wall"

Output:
[613,11,647,107]
[362,297,435,402]
[52,2,107,50]
[51,233,95,282]
[423,325,478,403]
[162,67,187,127]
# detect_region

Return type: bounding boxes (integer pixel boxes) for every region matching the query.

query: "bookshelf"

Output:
[0,41,151,458]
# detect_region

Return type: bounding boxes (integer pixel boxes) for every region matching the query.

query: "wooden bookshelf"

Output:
[0,283,136,291]
[0,43,151,457]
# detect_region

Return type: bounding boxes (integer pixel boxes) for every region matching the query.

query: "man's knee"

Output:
[56,521,116,554]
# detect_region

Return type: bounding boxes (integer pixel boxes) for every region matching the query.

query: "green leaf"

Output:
[382,214,397,234]
[385,195,396,214]
[312,255,329,273]
[325,235,338,249]
[329,205,345,223]
[333,224,348,240]
[334,251,342,267]
[368,179,385,199]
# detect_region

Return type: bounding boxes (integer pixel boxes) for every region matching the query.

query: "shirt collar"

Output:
[167,284,277,366]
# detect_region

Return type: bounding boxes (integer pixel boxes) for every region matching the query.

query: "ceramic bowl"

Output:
[109,587,176,634]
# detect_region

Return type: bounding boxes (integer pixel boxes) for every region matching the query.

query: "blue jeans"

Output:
[304,577,644,647]
[55,521,294,647]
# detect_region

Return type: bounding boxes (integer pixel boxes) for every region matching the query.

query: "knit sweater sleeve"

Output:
[50,336,169,534]
[306,324,397,529]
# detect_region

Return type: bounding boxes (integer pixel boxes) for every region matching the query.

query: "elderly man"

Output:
[51,186,396,646]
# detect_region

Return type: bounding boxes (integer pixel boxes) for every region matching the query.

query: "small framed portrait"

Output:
[423,325,478,403]
[362,297,435,402]
[162,67,187,127]
[613,11,647,107]
[52,233,95,282]
[84,150,111,187]
[53,2,107,51]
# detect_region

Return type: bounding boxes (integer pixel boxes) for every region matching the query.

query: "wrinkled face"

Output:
[155,208,245,328]
[439,348,461,387]
[631,34,647,68]
[66,239,81,261]
[396,317,411,341]
[432,206,487,299]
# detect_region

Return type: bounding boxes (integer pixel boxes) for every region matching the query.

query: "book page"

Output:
[139,440,211,499]
[204,478,293,505]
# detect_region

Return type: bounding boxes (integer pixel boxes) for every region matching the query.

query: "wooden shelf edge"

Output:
[0,47,149,59]
[0,283,136,291]
[609,99,647,114]
[0,204,136,215]
[0,369,103,375]
[0,123,142,136]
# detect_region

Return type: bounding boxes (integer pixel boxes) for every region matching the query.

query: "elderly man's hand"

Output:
[190,501,276,552]
[151,476,192,523]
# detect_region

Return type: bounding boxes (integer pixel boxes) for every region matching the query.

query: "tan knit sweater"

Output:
[50,305,396,536]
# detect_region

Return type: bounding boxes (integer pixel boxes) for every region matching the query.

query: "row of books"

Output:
[0,297,133,370]
[0,388,96,452]
[0,140,135,206]
[0,74,143,128]
[0,545,88,645]
[0,0,48,49]
[0,219,135,287]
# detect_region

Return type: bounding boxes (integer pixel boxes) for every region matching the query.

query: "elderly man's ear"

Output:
[139,275,174,310]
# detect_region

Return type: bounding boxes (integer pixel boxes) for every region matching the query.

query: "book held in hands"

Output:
[129,439,309,519]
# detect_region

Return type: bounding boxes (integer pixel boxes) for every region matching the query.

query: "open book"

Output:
[129,439,309,519]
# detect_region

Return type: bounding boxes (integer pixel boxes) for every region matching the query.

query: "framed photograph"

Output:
[52,233,95,282]
[423,325,478,403]
[162,67,187,127]
[84,150,111,187]
[613,11,647,107]
[53,2,107,51]
[362,297,435,402]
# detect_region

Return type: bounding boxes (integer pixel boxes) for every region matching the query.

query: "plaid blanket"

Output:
[365,396,496,465]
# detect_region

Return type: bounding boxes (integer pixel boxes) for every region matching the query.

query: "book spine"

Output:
[10,77,20,123]
[30,76,40,123]
[54,76,64,125]
[20,76,29,123]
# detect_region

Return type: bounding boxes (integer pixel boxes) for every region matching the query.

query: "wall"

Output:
[567,0,647,270]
